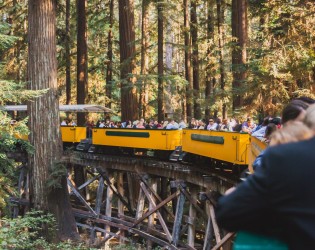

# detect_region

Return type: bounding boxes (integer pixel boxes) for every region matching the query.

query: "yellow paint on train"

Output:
[248,136,268,173]
[92,128,182,150]
[182,129,250,165]
[61,126,86,143]
[16,126,86,143]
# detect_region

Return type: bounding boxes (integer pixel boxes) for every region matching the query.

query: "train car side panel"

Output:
[182,129,250,165]
[92,129,181,150]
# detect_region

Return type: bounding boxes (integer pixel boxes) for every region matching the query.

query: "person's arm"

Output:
[216,163,271,232]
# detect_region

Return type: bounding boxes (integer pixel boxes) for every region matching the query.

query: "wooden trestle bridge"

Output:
[10,151,237,250]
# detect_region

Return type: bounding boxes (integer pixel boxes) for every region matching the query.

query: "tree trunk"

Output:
[232,0,248,112]
[139,0,149,118]
[77,0,88,126]
[27,0,79,240]
[106,0,114,110]
[157,0,164,122]
[191,0,201,119]
[184,0,193,120]
[119,0,138,121]
[216,0,226,118]
[205,0,215,119]
[65,0,71,105]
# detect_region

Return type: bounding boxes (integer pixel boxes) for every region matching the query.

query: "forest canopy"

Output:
[0,0,315,121]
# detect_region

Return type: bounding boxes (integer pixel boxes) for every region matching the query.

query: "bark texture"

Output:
[27,0,78,240]
[157,0,164,122]
[184,0,193,119]
[191,0,201,119]
[119,0,138,121]
[205,0,215,119]
[65,0,71,105]
[139,0,149,118]
[76,0,88,125]
[232,0,248,111]
[106,0,114,110]
[216,0,227,118]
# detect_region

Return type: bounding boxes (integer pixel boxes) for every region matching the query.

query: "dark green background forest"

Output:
[1,0,315,121]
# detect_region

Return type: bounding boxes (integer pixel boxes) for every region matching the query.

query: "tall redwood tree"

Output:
[119,0,138,121]
[27,0,78,240]
[232,0,248,112]
[157,0,164,122]
[191,0,201,119]
[76,0,88,125]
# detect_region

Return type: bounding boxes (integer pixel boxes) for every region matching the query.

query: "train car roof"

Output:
[2,104,113,113]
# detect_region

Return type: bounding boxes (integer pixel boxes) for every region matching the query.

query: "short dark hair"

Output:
[295,96,315,105]
[282,100,308,124]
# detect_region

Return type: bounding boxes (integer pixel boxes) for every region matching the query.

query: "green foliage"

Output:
[0,211,88,249]
[0,80,47,215]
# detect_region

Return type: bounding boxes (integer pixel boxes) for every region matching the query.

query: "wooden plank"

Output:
[179,184,207,220]
[117,172,125,243]
[90,176,104,244]
[132,190,180,228]
[104,171,114,240]
[172,190,185,247]
[203,214,213,250]
[67,178,97,216]
[95,177,104,216]
[135,188,146,228]
[147,178,157,249]
[187,186,197,247]
[211,233,235,250]
[127,173,136,211]
[70,174,100,196]
[141,182,173,243]
[138,174,175,219]
[209,204,221,243]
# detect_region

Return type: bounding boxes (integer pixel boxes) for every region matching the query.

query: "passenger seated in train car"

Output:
[162,121,168,129]
[216,132,315,249]
[233,119,242,132]
[137,121,145,129]
[99,120,105,128]
[104,119,110,128]
[166,119,178,129]
[241,117,257,133]
[198,120,205,130]
[152,120,161,129]
[61,119,67,126]
[207,118,217,131]
[178,119,186,129]
[216,118,222,130]
[252,117,270,140]
[145,120,153,129]
[188,118,197,129]
[219,118,233,131]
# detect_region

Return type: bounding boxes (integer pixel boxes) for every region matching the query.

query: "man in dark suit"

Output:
[216,136,315,250]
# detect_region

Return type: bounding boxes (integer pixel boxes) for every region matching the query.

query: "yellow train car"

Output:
[61,126,87,143]
[15,126,86,143]
[182,129,250,165]
[92,128,181,151]
[248,136,268,173]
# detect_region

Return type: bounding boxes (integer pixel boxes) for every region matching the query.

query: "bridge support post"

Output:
[187,184,197,247]
[117,172,125,242]
[147,177,158,249]
[104,170,113,247]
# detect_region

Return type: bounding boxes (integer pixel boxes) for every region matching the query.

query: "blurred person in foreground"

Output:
[216,114,315,250]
